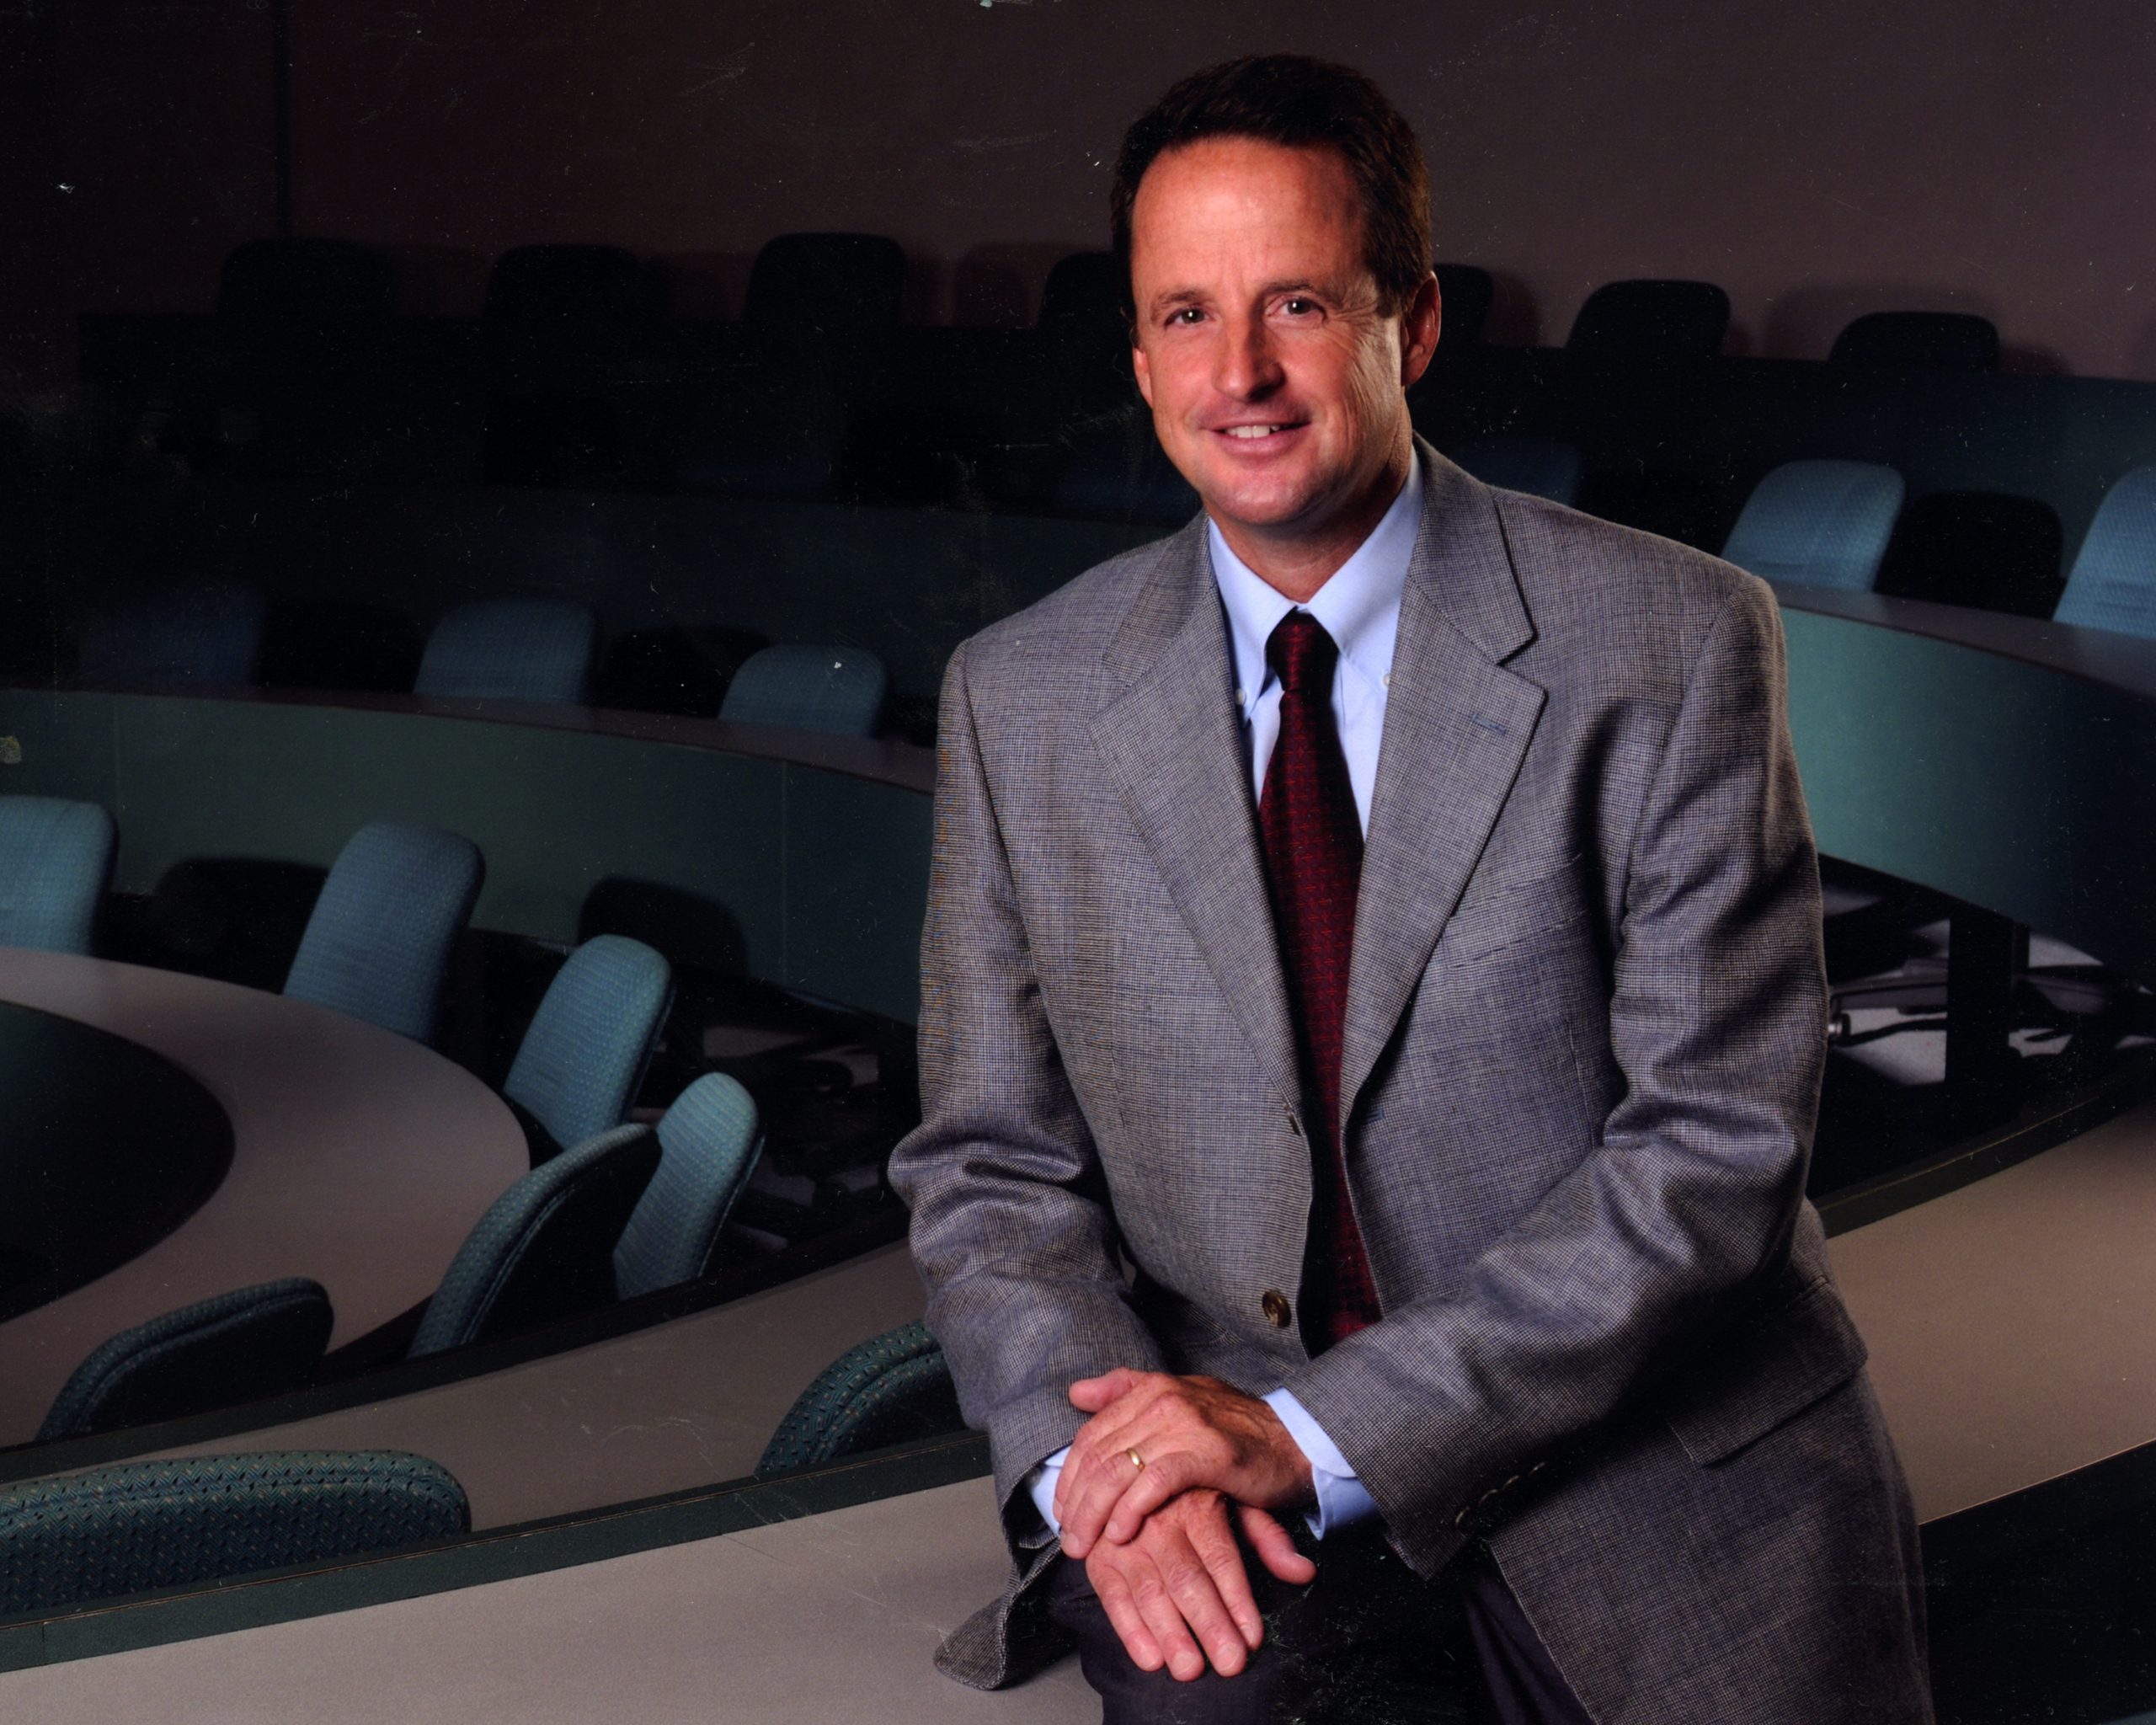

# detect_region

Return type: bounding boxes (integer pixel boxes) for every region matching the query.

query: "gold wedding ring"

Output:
[1127,1447,1145,1471]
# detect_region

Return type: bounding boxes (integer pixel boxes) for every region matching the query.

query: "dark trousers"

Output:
[1042,1531,1596,1725]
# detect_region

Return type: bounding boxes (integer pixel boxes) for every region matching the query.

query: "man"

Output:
[889,54,1930,1725]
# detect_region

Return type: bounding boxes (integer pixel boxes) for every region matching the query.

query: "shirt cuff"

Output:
[1264,1387,1379,1539]
[1027,1445,1071,1538]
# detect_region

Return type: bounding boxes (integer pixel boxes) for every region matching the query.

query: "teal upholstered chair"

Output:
[39,1278,333,1443]
[283,820,483,1044]
[503,935,672,1161]
[414,598,600,704]
[613,1072,762,1299]
[408,1123,661,1358]
[756,1320,964,1477]
[1721,460,1906,592]
[0,795,117,955]
[2054,467,2156,640]
[0,1451,468,1616]
[719,644,887,738]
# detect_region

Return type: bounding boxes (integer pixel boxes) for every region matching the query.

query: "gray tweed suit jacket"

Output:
[889,444,1932,1724]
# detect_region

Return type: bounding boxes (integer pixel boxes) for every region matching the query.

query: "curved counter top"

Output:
[0,948,527,1447]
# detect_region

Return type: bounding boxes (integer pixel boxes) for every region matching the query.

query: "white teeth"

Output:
[1223,425,1284,438]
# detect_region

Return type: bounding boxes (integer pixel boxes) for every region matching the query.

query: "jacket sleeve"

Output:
[887,642,1166,1532]
[1286,574,1829,1572]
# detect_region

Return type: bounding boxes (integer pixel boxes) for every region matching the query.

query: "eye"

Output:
[1167,306,1206,327]
[1279,296,1320,317]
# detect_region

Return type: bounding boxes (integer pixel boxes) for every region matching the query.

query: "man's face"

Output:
[1128,136,1438,575]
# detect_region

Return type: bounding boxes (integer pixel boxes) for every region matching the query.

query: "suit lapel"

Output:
[1340,451,1547,1122]
[1089,521,1302,1109]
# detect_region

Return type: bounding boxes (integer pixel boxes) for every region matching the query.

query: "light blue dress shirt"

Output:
[1028,460,1422,1541]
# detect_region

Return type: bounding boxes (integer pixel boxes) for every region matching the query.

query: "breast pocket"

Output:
[1439,852,1588,963]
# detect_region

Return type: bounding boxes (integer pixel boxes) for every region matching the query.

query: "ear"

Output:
[1397,271,1442,391]
[1132,337,1156,409]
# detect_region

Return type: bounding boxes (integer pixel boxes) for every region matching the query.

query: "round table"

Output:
[0,947,528,1448]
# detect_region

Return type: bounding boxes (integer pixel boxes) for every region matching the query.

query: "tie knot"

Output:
[1266,611,1338,697]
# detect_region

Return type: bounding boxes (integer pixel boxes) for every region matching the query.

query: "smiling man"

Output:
[891,55,1931,1724]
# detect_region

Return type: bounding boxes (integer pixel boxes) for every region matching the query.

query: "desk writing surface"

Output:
[0,948,526,1445]
[0,1477,1097,1723]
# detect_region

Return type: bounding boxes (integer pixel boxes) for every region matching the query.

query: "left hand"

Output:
[1053,1369,1315,1560]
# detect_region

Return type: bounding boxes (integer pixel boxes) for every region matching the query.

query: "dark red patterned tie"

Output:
[1257,611,1381,1349]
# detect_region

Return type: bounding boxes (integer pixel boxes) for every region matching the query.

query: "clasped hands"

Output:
[1052,1369,1319,1683]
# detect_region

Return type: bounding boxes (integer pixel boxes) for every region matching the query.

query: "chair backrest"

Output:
[0,795,116,955]
[408,1123,662,1358]
[0,1450,467,1617]
[756,1321,964,1477]
[283,820,483,1044]
[719,644,888,737]
[613,1073,762,1299]
[504,935,673,1156]
[744,232,905,339]
[1720,460,1906,592]
[1566,279,1730,364]
[76,586,265,690]
[38,1278,333,1444]
[414,598,599,705]
[1829,311,1999,373]
[1451,437,1583,506]
[2053,467,2156,640]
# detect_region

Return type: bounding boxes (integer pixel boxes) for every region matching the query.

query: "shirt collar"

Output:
[1209,456,1421,718]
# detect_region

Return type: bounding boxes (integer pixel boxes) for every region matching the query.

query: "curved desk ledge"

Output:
[1771,584,2156,704]
[0,1477,1094,1723]
[1829,1086,2156,1523]
[0,949,527,1447]
[150,1242,930,1530]
[64,681,940,795]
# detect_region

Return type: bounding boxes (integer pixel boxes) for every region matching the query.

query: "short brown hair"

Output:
[1109,55,1432,324]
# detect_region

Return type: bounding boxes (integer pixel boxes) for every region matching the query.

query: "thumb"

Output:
[1068,1367,1146,1411]
[1239,1505,1318,1586]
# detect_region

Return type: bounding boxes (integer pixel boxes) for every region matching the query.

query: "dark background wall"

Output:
[18,0,2156,382]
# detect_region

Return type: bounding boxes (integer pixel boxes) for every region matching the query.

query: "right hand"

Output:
[1081,1488,1317,1681]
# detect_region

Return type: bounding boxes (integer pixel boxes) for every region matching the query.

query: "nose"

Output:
[1213,309,1284,401]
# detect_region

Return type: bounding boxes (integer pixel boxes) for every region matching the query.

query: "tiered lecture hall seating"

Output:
[23,233,2156,1716]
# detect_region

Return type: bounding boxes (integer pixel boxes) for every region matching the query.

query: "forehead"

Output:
[1129,136,1367,291]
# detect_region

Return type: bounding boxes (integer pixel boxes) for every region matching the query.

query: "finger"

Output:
[1086,1556,1164,1673]
[1153,1525,1251,1678]
[1100,1450,1193,1546]
[1057,1414,1166,1556]
[1187,1498,1265,1649]
[1067,1367,1152,1413]
[1054,1440,1144,1557]
[1123,1543,1210,1682]
[1238,1505,1318,1586]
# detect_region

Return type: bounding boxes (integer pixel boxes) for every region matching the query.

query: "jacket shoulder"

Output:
[952,530,1187,692]
[1486,488,1780,690]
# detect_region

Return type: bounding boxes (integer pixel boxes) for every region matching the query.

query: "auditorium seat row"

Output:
[70,590,893,732]
[74,232,2063,525]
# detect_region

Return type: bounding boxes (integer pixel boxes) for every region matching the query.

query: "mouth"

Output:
[1208,421,1306,444]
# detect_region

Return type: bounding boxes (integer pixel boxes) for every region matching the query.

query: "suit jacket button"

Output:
[1261,1290,1292,1328]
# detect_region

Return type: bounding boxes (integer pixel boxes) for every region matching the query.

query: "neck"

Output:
[1211,435,1414,604]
